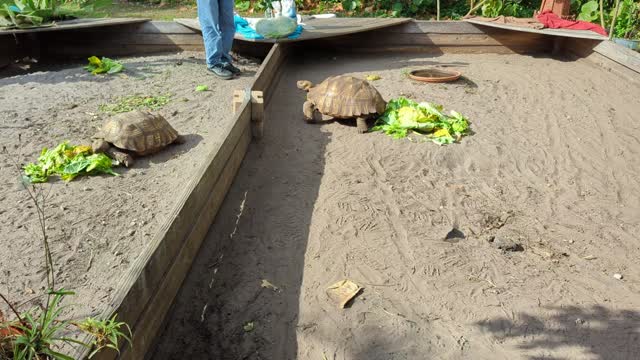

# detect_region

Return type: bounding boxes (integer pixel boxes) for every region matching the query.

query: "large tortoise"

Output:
[92,110,184,167]
[297,75,386,133]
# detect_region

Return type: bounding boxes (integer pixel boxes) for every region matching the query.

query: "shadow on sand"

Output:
[476,305,640,360]
[151,65,331,359]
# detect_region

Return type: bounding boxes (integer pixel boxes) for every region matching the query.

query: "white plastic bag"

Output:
[272,0,297,21]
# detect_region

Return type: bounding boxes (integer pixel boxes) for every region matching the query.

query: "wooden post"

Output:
[552,37,566,55]
[232,89,246,114]
[251,90,265,140]
[437,0,440,21]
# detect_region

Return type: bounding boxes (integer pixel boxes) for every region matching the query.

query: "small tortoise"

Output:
[92,110,184,167]
[297,75,386,133]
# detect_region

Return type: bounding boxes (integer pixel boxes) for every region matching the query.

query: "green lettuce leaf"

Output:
[23,141,118,183]
[84,56,124,75]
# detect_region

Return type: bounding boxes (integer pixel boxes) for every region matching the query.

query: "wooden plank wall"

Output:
[0,35,17,68]
[251,43,290,107]
[32,20,275,60]
[564,37,640,82]
[37,21,204,58]
[304,20,553,54]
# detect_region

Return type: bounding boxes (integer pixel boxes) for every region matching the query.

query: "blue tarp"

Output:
[234,15,303,40]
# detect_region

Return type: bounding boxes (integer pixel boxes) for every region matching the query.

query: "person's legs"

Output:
[218,0,241,75]
[198,0,233,78]
[219,0,235,63]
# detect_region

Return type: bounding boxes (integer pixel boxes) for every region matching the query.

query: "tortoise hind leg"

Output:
[105,146,135,168]
[356,117,368,134]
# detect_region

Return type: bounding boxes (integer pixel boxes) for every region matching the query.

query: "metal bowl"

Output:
[409,68,462,83]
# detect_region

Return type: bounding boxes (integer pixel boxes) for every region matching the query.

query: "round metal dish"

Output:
[409,68,462,83]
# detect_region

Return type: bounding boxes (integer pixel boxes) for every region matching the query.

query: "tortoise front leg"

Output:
[356,117,368,134]
[105,146,135,168]
[303,101,323,123]
[303,101,315,122]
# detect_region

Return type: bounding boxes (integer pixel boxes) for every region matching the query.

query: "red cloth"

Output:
[536,10,608,36]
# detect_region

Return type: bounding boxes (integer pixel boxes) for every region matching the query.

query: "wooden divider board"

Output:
[39,21,205,58]
[592,40,640,74]
[464,18,608,40]
[71,43,289,360]
[175,17,411,43]
[0,18,150,35]
[304,20,553,54]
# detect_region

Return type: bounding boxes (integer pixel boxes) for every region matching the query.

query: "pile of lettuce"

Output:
[372,97,471,145]
[85,56,124,75]
[23,142,118,183]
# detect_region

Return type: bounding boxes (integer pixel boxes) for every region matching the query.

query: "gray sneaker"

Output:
[222,62,241,75]
[208,63,233,80]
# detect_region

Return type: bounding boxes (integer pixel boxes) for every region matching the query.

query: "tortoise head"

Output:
[297,80,313,91]
[92,138,110,154]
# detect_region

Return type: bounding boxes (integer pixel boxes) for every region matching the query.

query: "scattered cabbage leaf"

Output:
[371,97,471,145]
[195,85,209,92]
[85,56,124,75]
[23,141,118,183]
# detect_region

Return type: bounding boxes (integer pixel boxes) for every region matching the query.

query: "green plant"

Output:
[577,0,600,21]
[99,94,171,113]
[74,315,132,358]
[84,56,124,75]
[235,0,250,11]
[611,0,639,38]
[481,0,503,17]
[342,0,362,11]
[11,289,80,360]
[0,0,109,29]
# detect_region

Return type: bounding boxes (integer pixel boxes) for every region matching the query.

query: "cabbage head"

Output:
[255,16,297,39]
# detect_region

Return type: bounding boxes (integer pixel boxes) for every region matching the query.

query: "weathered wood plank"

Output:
[0,18,150,35]
[306,29,551,54]
[386,20,488,34]
[251,43,290,106]
[251,90,265,140]
[464,18,608,40]
[178,17,411,43]
[40,43,202,58]
[133,21,200,34]
[119,115,252,360]
[593,40,640,74]
[324,45,549,54]
[564,38,640,80]
[360,32,549,46]
[0,35,17,68]
[45,32,204,46]
[74,92,254,360]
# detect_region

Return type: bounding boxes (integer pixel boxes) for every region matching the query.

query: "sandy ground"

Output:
[153,51,640,360]
[0,52,258,321]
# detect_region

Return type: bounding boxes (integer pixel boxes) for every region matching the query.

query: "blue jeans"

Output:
[197,0,234,67]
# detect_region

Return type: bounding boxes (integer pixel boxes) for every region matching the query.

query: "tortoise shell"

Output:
[308,75,386,118]
[97,110,179,155]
